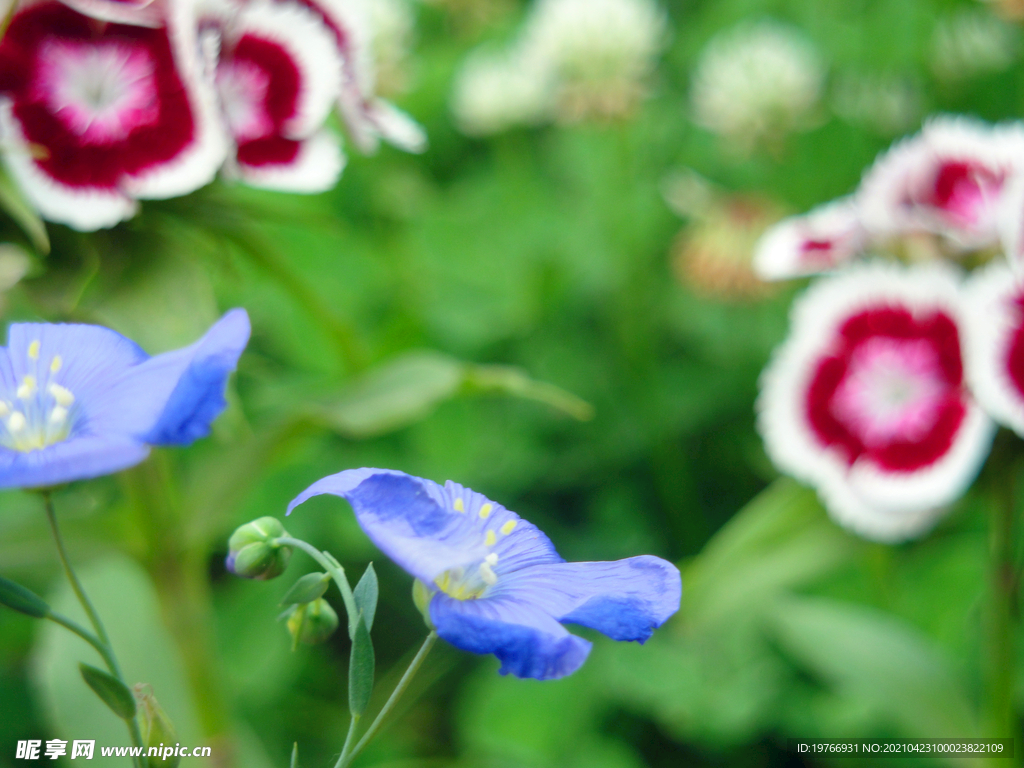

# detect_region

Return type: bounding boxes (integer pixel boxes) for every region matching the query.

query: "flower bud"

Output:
[226,517,292,580]
[287,598,339,647]
[133,685,180,768]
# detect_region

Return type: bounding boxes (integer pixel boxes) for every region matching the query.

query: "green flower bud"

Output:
[134,685,181,768]
[287,598,339,647]
[227,517,292,580]
[412,579,435,630]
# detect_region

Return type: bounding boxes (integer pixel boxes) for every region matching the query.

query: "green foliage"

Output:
[0,575,49,619]
[348,613,375,718]
[279,573,331,607]
[353,564,379,634]
[78,664,136,721]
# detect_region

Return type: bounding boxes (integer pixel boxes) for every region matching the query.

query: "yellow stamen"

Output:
[27,341,39,360]
[453,498,465,512]
[16,376,36,400]
[7,412,26,432]
[479,560,498,586]
[49,406,68,424]
[484,530,496,547]
[48,384,74,407]
[500,520,517,535]
[479,503,493,520]
[50,355,62,373]
[0,402,9,418]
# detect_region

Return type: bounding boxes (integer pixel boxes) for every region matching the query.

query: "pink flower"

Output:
[753,197,866,280]
[758,262,994,541]
[0,0,226,230]
[859,115,1024,249]
[963,259,1024,437]
[210,0,345,191]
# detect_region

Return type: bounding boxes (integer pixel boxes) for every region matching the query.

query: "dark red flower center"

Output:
[805,307,966,473]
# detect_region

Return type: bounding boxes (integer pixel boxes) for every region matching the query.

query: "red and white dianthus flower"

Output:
[962,259,1024,437]
[758,262,994,541]
[858,115,1024,250]
[208,0,345,191]
[0,0,226,230]
[753,197,866,280]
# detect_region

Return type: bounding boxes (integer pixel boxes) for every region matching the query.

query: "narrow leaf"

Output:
[280,573,330,606]
[0,575,49,618]
[0,165,48,254]
[290,742,298,768]
[463,364,593,421]
[348,613,375,717]
[79,663,137,720]
[319,351,463,438]
[352,563,378,633]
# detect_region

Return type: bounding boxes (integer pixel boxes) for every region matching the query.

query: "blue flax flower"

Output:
[288,468,681,680]
[0,309,250,488]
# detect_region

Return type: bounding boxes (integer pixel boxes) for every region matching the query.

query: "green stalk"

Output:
[273,537,358,638]
[990,461,1018,742]
[335,632,437,768]
[42,492,144,767]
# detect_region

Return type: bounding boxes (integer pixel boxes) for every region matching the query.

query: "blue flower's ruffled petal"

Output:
[0,435,150,488]
[496,556,681,643]
[85,310,250,444]
[287,469,561,583]
[430,592,592,680]
[5,322,147,405]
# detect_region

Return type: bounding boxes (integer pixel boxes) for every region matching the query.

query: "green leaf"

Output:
[279,573,330,607]
[0,574,49,618]
[78,663,136,721]
[769,596,979,738]
[683,479,861,628]
[318,351,463,438]
[0,164,48,254]
[348,613,375,718]
[290,742,298,768]
[463,364,594,421]
[316,350,593,438]
[353,563,378,633]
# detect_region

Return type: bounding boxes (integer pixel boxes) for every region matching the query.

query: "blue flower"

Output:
[288,468,681,680]
[0,309,250,488]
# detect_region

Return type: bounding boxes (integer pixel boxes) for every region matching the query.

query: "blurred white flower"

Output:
[451,48,552,136]
[519,0,667,122]
[451,0,666,134]
[930,9,1018,82]
[690,20,824,151]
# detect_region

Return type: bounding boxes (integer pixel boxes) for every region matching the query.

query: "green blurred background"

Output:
[2,0,1024,765]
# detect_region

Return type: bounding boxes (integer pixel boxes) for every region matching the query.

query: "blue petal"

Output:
[4,322,147,408]
[0,435,150,489]
[85,309,250,445]
[430,592,592,680]
[496,556,681,642]
[287,469,561,583]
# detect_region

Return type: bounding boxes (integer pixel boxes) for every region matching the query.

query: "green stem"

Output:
[42,492,144,767]
[335,714,359,768]
[274,537,358,638]
[46,612,115,671]
[990,465,1018,741]
[42,491,112,652]
[336,632,437,768]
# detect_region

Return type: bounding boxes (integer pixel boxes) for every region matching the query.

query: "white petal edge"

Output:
[123,0,229,199]
[963,258,1024,436]
[232,130,345,192]
[0,99,137,231]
